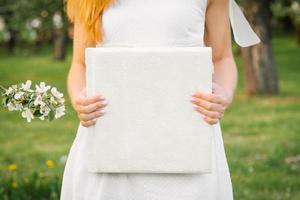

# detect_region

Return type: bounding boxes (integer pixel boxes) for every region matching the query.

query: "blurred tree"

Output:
[53,11,67,60]
[0,0,67,60]
[288,0,300,43]
[272,0,300,44]
[272,0,294,31]
[0,0,22,52]
[240,0,279,95]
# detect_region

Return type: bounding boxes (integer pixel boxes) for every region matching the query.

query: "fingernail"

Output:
[190,97,196,102]
[102,100,108,105]
[100,109,106,114]
[99,95,105,100]
[192,104,198,108]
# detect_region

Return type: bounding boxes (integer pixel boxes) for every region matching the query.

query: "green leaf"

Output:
[48,110,55,122]
[1,97,8,106]
[0,85,6,93]
[33,109,43,117]
[28,101,35,108]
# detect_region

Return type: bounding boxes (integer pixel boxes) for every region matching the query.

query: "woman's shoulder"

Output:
[207,0,229,7]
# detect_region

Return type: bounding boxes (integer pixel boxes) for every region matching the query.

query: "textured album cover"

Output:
[86,47,214,173]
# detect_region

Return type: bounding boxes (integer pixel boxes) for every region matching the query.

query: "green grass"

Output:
[223,35,300,200]
[0,35,300,199]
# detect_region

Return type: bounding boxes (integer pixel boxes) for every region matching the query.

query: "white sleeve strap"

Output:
[229,0,261,47]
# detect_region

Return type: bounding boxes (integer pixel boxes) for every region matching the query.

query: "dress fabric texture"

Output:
[60,0,257,199]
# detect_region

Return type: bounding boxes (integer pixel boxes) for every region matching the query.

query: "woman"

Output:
[61,0,260,199]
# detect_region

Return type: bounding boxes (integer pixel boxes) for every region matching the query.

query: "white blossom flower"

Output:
[21,80,33,92]
[35,82,51,94]
[34,95,46,107]
[21,108,34,122]
[40,105,50,116]
[14,91,24,100]
[51,87,63,99]
[55,105,65,119]
[7,102,15,111]
[1,81,66,122]
[5,87,14,95]
[58,97,65,104]
[15,103,23,111]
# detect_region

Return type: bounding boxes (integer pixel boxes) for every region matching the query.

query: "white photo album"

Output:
[85,47,214,173]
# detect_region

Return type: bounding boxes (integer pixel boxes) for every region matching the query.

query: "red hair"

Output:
[65,0,114,43]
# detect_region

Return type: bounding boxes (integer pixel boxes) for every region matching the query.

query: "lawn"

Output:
[0,35,299,200]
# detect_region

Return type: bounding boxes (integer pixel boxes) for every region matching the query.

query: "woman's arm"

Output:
[67,20,107,127]
[67,20,92,102]
[190,0,237,124]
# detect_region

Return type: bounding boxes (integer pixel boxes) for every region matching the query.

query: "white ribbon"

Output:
[229,0,261,47]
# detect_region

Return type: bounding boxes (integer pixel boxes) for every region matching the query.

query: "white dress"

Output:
[60,0,259,199]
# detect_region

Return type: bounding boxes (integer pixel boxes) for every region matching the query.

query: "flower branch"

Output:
[0,80,65,122]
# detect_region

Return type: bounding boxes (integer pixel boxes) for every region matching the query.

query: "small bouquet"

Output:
[0,80,65,122]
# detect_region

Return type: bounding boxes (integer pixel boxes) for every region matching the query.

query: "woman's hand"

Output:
[190,82,232,125]
[73,88,108,127]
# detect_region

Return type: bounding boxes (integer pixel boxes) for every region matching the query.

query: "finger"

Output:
[220,112,224,118]
[83,95,104,106]
[79,110,105,121]
[81,120,96,127]
[76,95,104,107]
[192,91,213,102]
[191,97,225,112]
[192,92,224,105]
[193,105,222,119]
[203,116,219,125]
[211,95,225,105]
[77,100,108,113]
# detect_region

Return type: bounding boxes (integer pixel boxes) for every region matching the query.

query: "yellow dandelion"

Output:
[7,164,17,171]
[45,159,55,169]
[11,181,18,189]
